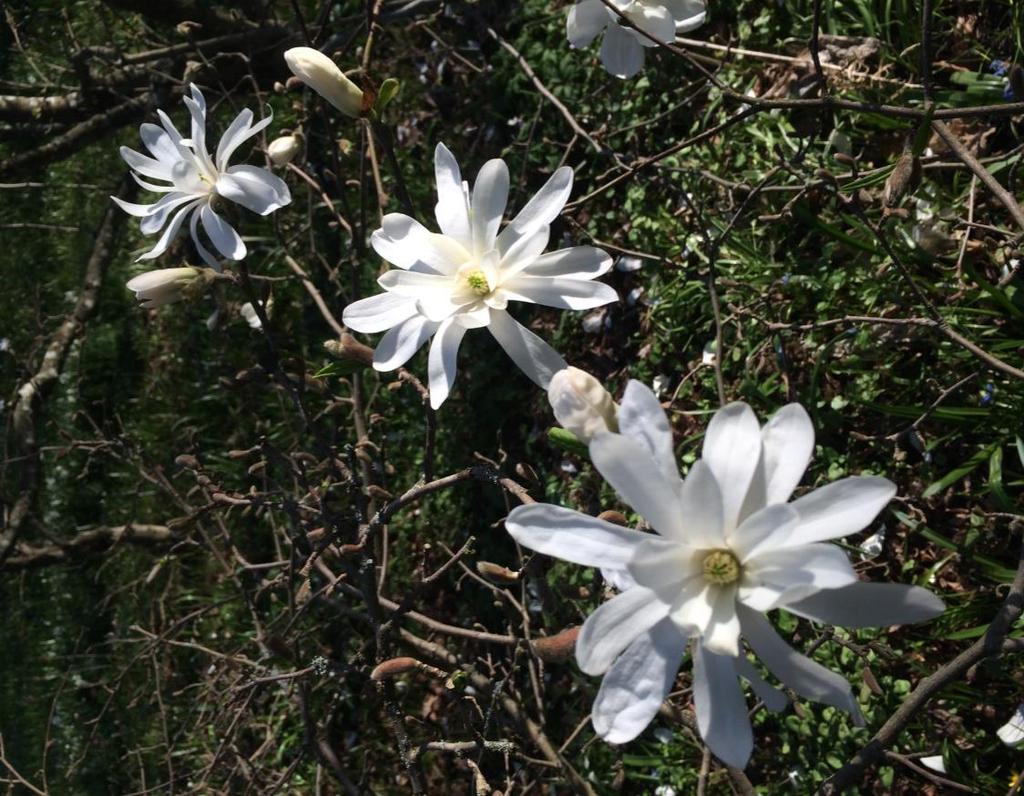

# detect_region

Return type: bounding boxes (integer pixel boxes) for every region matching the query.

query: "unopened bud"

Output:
[476,561,521,585]
[530,626,580,663]
[126,266,214,308]
[883,149,921,208]
[284,47,365,118]
[370,656,446,680]
[597,510,628,526]
[267,133,303,166]
[324,333,374,366]
[547,367,618,444]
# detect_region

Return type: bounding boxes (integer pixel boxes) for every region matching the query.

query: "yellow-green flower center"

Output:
[465,269,490,296]
[702,550,740,585]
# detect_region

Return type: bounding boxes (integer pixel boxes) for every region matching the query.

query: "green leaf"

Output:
[547,427,589,457]
[922,442,1001,498]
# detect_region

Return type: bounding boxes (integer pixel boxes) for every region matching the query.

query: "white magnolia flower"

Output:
[506,382,945,767]
[549,367,618,443]
[267,133,303,166]
[113,84,291,268]
[284,47,364,118]
[240,302,262,329]
[126,266,212,308]
[343,143,616,409]
[567,0,707,79]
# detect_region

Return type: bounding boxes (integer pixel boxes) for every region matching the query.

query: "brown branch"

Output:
[3,524,174,570]
[2,178,136,566]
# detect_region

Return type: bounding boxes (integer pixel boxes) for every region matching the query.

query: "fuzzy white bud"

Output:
[284,47,364,118]
[126,267,211,308]
[548,367,618,443]
[267,134,303,166]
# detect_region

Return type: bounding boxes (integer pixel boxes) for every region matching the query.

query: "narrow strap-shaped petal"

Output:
[728,503,799,562]
[200,203,246,260]
[140,123,183,166]
[522,246,612,280]
[119,145,174,182]
[372,213,468,273]
[495,167,573,253]
[702,402,763,534]
[677,460,726,548]
[139,192,200,234]
[785,476,896,547]
[505,503,649,571]
[433,142,472,248]
[500,275,617,310]
[625,2,676,46]
[589,431,687,541]
[576,586,671,675]
[470,158,509,256]
[617,380,681,489]
[785,582,945,628]
[591,617,688,743]
[426,317,467,409]
[486,309,566,388]
[496,227,550,279]
[739,542,857,612]
[216,107,274,171]
[137,200,201,261]
[734,656,788,712]
[739,606,864,723]
[189,207,219,269]
[760,403,814,505]
[372,314,437,371]
[343,292,419,333]
[692,641,753,769]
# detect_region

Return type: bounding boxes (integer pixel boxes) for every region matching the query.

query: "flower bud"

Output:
[530,626,580,663]
[267,133,303,166]
[127,267,213,308]
[284,47,364,118]
[547,367,618,443]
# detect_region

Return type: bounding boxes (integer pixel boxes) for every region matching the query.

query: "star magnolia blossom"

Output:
[567,0,707,79]
[343,143,616,409]
[506,381,945,767]
[113,84,291,268]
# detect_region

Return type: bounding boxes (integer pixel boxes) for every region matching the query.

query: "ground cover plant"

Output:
[1,0,1023,793]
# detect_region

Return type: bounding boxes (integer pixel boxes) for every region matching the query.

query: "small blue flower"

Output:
[1005,83,1017,101]
[980,382,995,406]
[990,59,1009,77]
[781,273,791,286]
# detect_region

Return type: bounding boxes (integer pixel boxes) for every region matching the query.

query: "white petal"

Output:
[433,142,472,248]
[626,3,676,45]
[200,203,246,260]
[692,641,753,769]
[427,318,467,409]
[373,213,469,274]
[497,226,550,279]
[470,158,509,256]
[182,92,217,178]
[137,192,198,234]
[189,206,219,268]
[112,196,160,218]
[670,581,741,657]
[665,0,707,30]
[216,107,273,171]
[523,246,612,280]
[139,122,182,166]
[761,404,814,505]
[506,503,650,570]
[739,606,864,722]
[137,200,201,261]
[728,503,799,562]
[567,0,610,48]
[592,617,688,743]
[786,476,896,547]
[486,309,566,388]
[740,543,856,611]
[120,145,173,181]
[617,380,680,489]
[997,705,1024,747]
[343,292,419,333]
[372,314,437,371]
[589,431,687,541]
[501,276,617,310]
[702,402,763,533]
[495,167,573,253]
[627,541,699,597]
[217,164,291,215]
[786,582,945,628]
[734,656,788,712]
[600,22,645,79]
[677,460,726,548]
[377,268,454,298]
[576,587,671,675]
